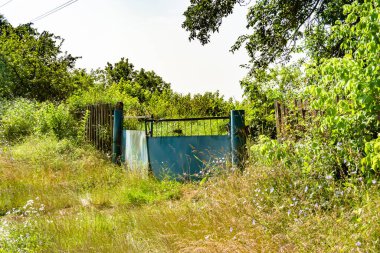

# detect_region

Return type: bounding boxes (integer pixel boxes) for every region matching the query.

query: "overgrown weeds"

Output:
[1,135,380,252]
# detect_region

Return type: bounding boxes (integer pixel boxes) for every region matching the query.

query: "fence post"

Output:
[112,102,123,165]
[230,110,246,169]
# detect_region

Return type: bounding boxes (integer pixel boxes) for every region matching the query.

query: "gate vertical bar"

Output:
[230,110,246,170]
[112,102,124,165]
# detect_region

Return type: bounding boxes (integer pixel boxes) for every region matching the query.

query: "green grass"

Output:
[1,136,380,252]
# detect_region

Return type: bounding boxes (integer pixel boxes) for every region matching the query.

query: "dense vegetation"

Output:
[0,0,379,252]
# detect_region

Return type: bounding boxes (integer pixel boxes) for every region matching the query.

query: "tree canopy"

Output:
[104,58,171,102]
[182,0,357,69]
[0,16,78,101]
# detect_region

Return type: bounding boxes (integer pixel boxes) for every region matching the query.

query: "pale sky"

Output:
[1,0,250,100]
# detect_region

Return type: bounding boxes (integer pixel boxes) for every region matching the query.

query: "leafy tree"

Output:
[70,69,97,92]
[145,90,234,118]
[105,57,135,84]
[306,0,379,175]
[190,91,233,116]
[182,0,358,69]
[134,68,170,94]
[0,16,78,101]
[105,58,171,102]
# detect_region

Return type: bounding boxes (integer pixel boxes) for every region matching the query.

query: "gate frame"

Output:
[111,105,247,177]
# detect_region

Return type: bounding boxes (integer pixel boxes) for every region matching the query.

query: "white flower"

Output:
[269,187,274,194]
[23,199,34,209]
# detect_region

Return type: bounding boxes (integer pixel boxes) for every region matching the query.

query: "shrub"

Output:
[34,103,77,140]
[0,99,38,142]
[0,99,79,142]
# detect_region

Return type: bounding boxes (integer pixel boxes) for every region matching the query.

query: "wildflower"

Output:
[23,199,34,209]
[229,227,233,233]
[287,210,291,216]
[326,175,333,180]
[205,235,210,240]
[252,219,256,225]
[358,177,363,182]
[269,187,274,194]
[355,241,361,247]
[304,186,308,193]
[372,180,377,185]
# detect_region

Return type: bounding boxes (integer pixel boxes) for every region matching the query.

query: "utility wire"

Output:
[0,0,14,8]
[30,0,78,23]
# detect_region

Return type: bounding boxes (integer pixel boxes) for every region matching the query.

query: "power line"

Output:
[0,0,14,8]
[31,0,78,22]
[30,0,78,23]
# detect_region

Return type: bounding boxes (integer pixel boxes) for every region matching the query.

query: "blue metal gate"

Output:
[112,104,246,180]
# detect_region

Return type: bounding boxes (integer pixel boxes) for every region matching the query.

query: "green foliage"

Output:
[68,82,235,121]
[183,0,355,70]
[34,103,77,140]
[250,1,379,180]
[0,199,50,253]
[0,99,78,142]
[0,99,39,142]
[105,57,135,84]
[66,83,144,115]
[104,58,170,102]
[133,68,170,94]
[238,64,305,138]
[305,0,380,174]
[362,135,380,174]
[0,16,78,101]
[145,90,234,118]
[69,68,97,92]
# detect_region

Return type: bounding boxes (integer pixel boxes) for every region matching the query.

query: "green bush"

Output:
[0,99,38,142]
[0,99,78,142]
[34,103,77,140]
[362,135,380,176]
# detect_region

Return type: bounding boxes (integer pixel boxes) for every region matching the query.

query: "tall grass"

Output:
[1,136,379,252]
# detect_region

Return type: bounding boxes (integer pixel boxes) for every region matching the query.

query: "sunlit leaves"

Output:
[307,0,380,174]
[0,17,78,101]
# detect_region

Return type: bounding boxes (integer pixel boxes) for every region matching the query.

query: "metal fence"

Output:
[144,116,230,137]
[85,104,114,153]
[275,100,326,139]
